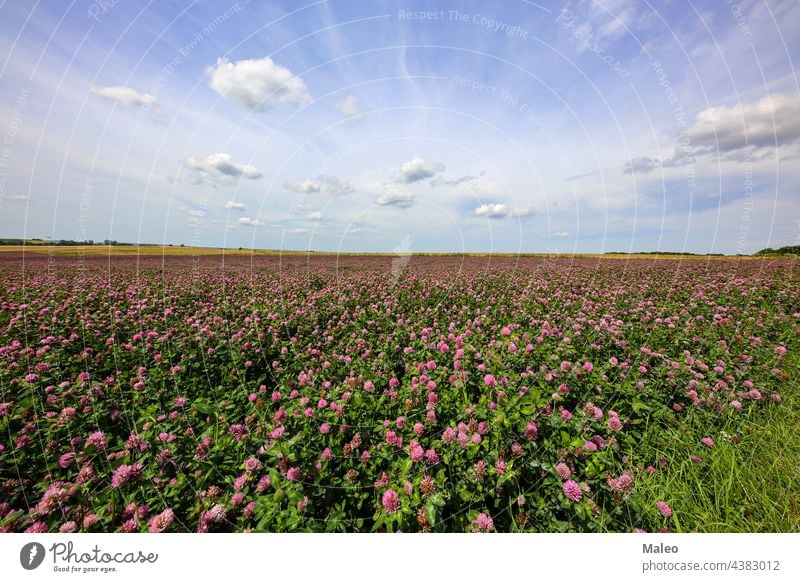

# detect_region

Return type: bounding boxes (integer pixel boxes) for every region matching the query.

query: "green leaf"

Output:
[194,399,215,416]
[425,502,437,526]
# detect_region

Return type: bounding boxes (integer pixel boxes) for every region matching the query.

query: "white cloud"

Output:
[377,188,415,208]
[319,175,355,196]
[623,156,660,174]
[284,179,321,194]
[184,153,262,184]
[474,203,537,219]
[288,202,312,216]
[284,176,354,196]
[399,155,445,183]
[335,95,361,118]
[586,0,639,42]
[285,227,309,235]
[552,231,571,237]
[626,94,800,174]
[563,0,651,54]
[3,194,30,201]
[89,85,155,107]
[206,57,312,111]
[686,94,800,153]
[431,174,479,187]
[224,201,245,211]
[475,203,509,218]
[308,211,323,221]
[511,206,537,217]
[237,216,262,227]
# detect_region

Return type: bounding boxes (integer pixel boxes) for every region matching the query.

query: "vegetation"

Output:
[754,246,800,257]
[0,255,796,532]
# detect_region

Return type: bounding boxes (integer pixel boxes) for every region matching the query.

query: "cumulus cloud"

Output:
[284,176,354,196]
[552,231,571,237]
[686,94,800,153]
[237,216,262,227]
[398,155,445,183]
[184,153,262,184]
[319,175,355,196]
[285,227,309,235]
[475,203,537,219]
[623,156,661,174]
[335,95,361,118]
[90,85,155,107]
[377,188,415,208]
[206,57,312,110]
[224,201,245,211]
[308,211,323,221]
[475,203,510,218]
[626,94,800,173]
[284,179,321,194]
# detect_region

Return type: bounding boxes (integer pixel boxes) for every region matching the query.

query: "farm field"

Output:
[0,243,775,259]
[0,253,797,533]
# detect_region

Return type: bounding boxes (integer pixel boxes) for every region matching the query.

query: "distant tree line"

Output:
[0,238,797,256]
[604,251,725,256]
[0,238,147,246]
[753,245,800,256]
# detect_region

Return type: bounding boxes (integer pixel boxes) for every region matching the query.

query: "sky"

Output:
[0,0,798,254]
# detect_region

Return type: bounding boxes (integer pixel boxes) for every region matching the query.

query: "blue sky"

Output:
[0,0,798,253]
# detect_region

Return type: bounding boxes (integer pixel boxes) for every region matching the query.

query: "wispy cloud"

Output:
[430,174,480,187]
[511,206,537,217]
[335,95,361,118]
[90,85,154,107]
[2,2,798,254]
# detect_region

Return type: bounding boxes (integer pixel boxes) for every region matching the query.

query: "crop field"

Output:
[0,253,797,533]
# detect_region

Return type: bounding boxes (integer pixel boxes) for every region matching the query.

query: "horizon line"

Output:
[0,238,791,258]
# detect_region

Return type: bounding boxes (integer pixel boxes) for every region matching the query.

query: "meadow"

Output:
[0,252,797,532]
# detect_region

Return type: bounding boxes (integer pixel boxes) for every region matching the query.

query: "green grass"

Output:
[630,356,799,532]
